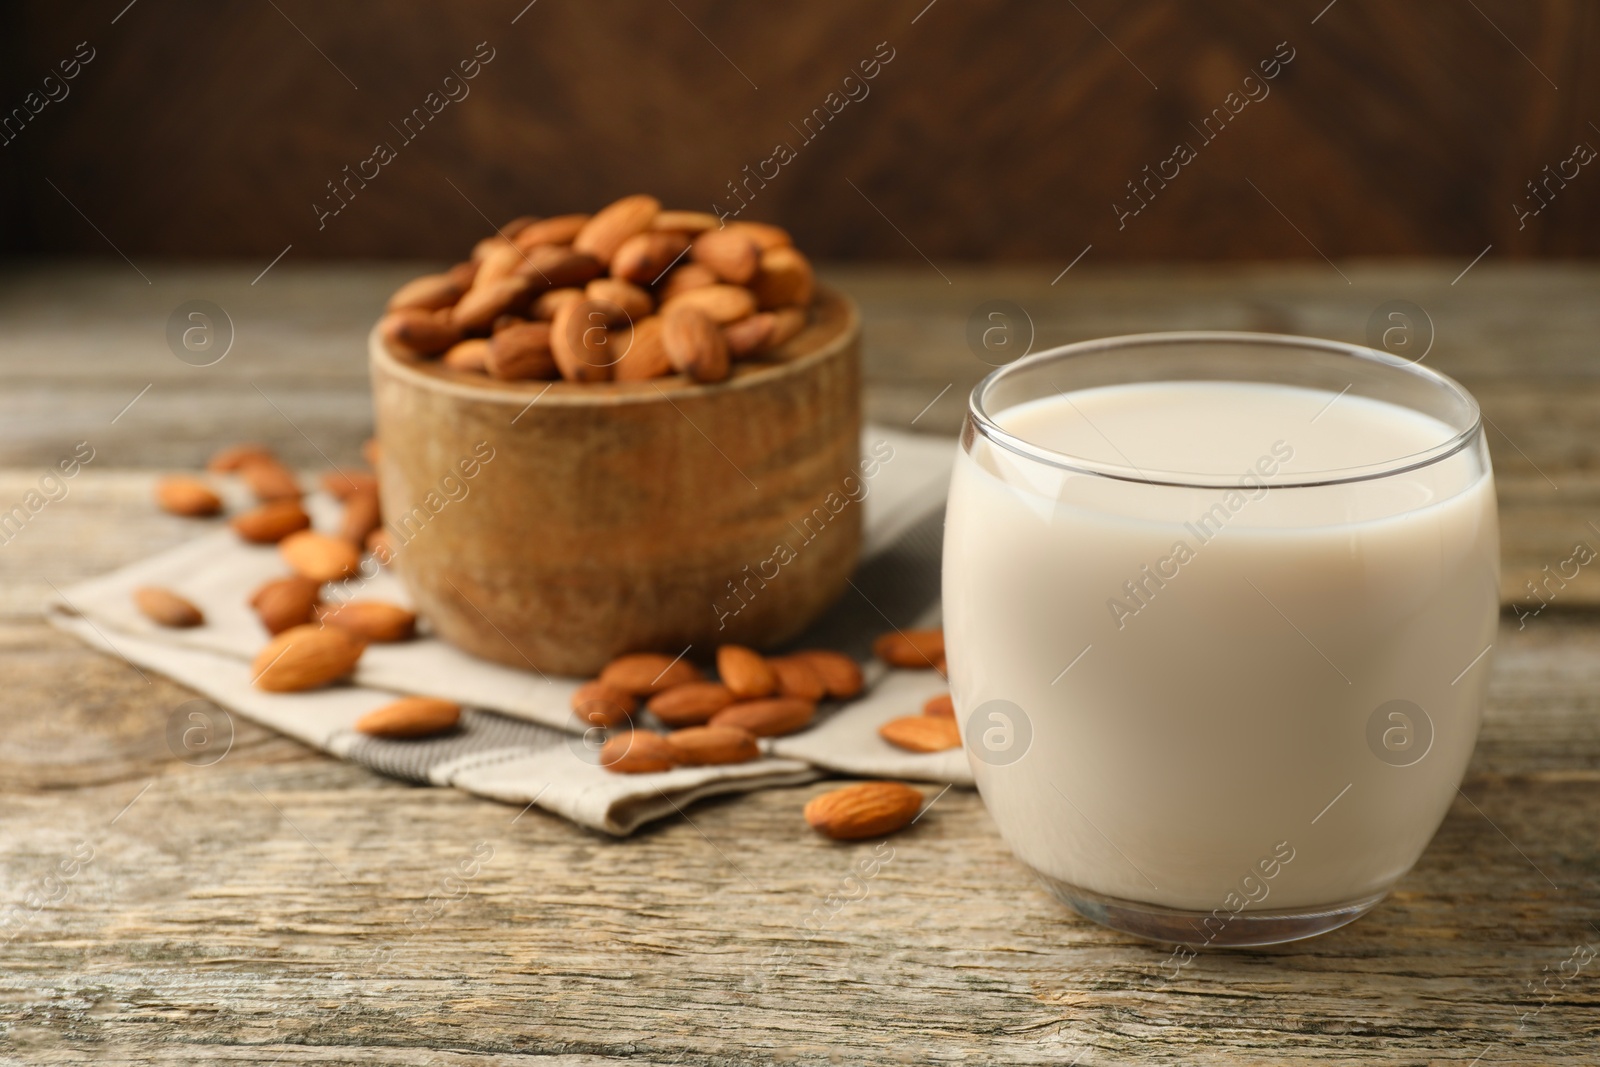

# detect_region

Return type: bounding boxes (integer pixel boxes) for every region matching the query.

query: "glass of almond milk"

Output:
[944,332,1498,945]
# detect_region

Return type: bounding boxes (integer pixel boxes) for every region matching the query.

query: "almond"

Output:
[613,316,672,382]
[492,314,527,335]
[599,652,703,695]
[133,586,204,628]
[611,231,692,285]
[446,261,479,288]
[551,299,619,382]
[316,599,416,642]
[230,500,311,544]
[279,530,362,583]
[665,724,760,766]
[768,655,826,702]
[572,680,637,728]
[691,228,760,285]
[356,696,461,739]
[723,312,775,359]
[239,460,301,502]
[600,730,678,774]
[498,215,539,241]
[443,337,491,373]
[513,214,591,250]
[768,307,808,349]
[804,782,923,840]
[381,307,462,355]
[338,490,382,546]
[658,263,719,303]
[250,575,321,635]
[662,305,730,384]
[207,443,276,473]
[879,715,961,753]
[155,475,222,517]
[752,245,814,309]
[873,629,945,669]
[795,650,864,698]
[487,322,558,381]
[716,644,776,699]
[451,275,535,333]
[727,220,793,251]
[513,244,605,289]
[923,693,955,719]
[531,287,584,321]
[651,210,720,233]
[320,470,378,500]
[573,194,660,262]
[585,277,653,323]
[709,697,814,738]
[662,283,757,325]
[387,272,467,312]
[646,681,736,727]
[252,623,363,692]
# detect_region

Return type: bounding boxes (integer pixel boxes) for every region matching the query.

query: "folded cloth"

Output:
[47,427,970,835]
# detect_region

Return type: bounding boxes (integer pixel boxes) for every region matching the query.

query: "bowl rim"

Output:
[369,284,859,408]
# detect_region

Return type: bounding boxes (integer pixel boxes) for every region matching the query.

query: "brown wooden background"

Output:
[2,0,1596,263]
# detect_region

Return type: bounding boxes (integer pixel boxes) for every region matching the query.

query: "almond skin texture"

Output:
[666,725,760,766]
[691,228,760,285]
[768,655,827,702]
[513,244,605,289]
[320,470,378,500]
[387,272,466,312]
[805,782,924,841]
[239,460,301,502]
[572,680,638,728]
[155,475,222,517]
[753,245,815,309]
[716,645,777,699]
[646,681,736,728]
[879,715,961,753]
[230,500,311,544]
[316,600,417,642]
[923,693,955,719]
[531,287,585,321]
[613,316,672,382]
[611,231,692,285]
[250,575,321,635]
[208,443,276,473]
[600,730,678,774]
[338,489,382,546]
[796,650,864,698]
[356,696,461,739]
[723,312,775,359]
[279,531,362,583]
[451,275,535,333]
[443,337,491,373]
[710,697,815,738]
[662,283,757,325]
[134,586,204,628]
[252,624,363,692]
[658,263,719,303]
[727,220,793,251]
[550,299,618,383]
[599,653,703,696]
[487,321,558,381]
[662,305,730,383]
[381,307,462,355]
[873,629,945,669]
[573,194,660,263]
[651,210,720,233]
[512,213,591,250]
[585,277,653,323]
[767,307,808,349]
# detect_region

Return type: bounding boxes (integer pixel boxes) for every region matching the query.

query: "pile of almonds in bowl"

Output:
[378,195,815,385]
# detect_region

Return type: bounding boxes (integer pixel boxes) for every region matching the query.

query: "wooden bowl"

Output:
[368,287,862,676]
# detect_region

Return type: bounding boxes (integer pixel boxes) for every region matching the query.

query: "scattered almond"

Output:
[279,530,362,583]
[599,652,703,696]
[250,574,321,635]
[207,443,276,473]
[796,650,864,698]
[572,680,637,728]
[646,681,737,728]
[767,655,827,702]
[239,460,301,503]
[600,730,678,774]
[716,644,777,699]
[710,697,815,738]
[133,586,204,628]
[923,693,955,719]
[873,629,945,669]
[155,475,222,517]
[665,724,760,766]
[338,489,382,546]
[804,781,924,841]
[316,599,416,642]
[320,470,378,500]
[356,696,461,739]
[252,623,363,692]
[879,715,961,753]
[230,500,311,544]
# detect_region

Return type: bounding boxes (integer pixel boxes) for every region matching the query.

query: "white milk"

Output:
[944,381,1498,912]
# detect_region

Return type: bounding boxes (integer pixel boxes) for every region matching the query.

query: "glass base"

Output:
[1036,871,1388,946]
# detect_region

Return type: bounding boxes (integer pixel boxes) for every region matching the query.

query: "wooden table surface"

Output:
[2,260,1597,1065]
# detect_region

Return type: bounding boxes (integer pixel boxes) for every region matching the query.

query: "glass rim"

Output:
[967,330,1484,490]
